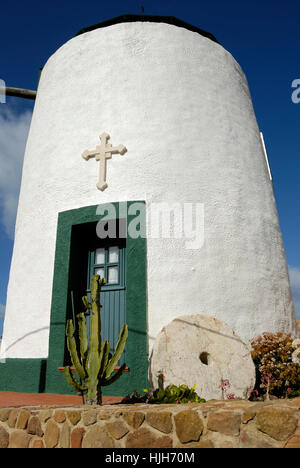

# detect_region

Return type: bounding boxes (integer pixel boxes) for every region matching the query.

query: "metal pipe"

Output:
[0,86,36,100]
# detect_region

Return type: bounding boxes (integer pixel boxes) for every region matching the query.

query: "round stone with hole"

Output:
[149,314,256,401]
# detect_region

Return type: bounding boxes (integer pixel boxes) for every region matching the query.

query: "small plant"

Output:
[122,384,206,404]
[121,390,149,404]
[64,275,128,405]
[251,332,300,400]
[259,371,275,400]
[219,379,238,400]
[149,384,206,404]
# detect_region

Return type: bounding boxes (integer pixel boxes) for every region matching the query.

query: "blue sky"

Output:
[0,0,299,336]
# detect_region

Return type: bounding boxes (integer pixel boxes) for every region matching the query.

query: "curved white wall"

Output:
[2,21,296,358]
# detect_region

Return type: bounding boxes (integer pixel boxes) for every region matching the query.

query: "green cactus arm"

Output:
[82,296,92,310]
[99,340,110,378]
[105,324,128,378]
[89,276,102,355]
[90,274,105,302]
[90,275,99,302]
[86,351,101,403]
[64,366,87,393]
[66,320,86,380]
[101,363,127,386]
[85,275,105,404]
[77,312,88,364]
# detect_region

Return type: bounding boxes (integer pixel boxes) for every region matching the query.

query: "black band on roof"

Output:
[75,14,219,45]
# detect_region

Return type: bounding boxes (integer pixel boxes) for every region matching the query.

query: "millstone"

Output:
[149,315,256,401]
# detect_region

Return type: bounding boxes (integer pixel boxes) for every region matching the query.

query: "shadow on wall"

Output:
[39,359,47,393]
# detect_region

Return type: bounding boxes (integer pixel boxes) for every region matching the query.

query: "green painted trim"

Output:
[0,359,47,393]
[45,201,148,396]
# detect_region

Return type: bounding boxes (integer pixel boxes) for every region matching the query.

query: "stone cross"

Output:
[82,132,127,191]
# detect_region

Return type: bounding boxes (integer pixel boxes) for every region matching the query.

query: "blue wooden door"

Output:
[86,240,126,365]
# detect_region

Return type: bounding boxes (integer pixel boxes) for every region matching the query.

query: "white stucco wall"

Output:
[2,21,296,358]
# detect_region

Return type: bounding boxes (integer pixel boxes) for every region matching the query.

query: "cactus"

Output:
[64,275,128,405]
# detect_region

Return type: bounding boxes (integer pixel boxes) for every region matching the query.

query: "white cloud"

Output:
[289,266,300,320]
[0,107,32,239]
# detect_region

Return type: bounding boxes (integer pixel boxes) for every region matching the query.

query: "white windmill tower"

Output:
[0,15,296,395]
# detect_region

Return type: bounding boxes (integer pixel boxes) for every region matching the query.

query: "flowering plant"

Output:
[251,332,300,399]
[292,339,300,364]
[219,379,237,400]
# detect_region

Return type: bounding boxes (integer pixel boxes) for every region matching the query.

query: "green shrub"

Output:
[149,384,206,404]
[251,332,300,399]
[122,384,206,404]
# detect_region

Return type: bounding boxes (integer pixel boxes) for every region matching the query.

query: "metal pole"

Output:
[0,86,36,100]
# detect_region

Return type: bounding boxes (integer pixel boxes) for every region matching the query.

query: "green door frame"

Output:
[45,201,148,396]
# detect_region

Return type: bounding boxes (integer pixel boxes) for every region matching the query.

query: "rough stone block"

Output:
[16,410,30,430]
[0,409,11,422]
[60,422,71,449]
[54,410,66,423]
[146,411,173,434]
[44,420,60,448]
[71,427,85,448]
[106,420,129,440]
[82,425,115,448]
[256,407,297,441]
[82,409,98,426]
[123,411,145,429]
[8,409,18,428]
[125,428,173,448]
[9,430,31,448]
[174,410,203,443]
[27,416,44,437]
[207,411,241,436]
[67,410,81,426]
[0,426,9,448]
[284,427,300,448]
[30,437,45,448]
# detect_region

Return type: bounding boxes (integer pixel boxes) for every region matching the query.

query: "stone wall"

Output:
[0,399,299,448]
